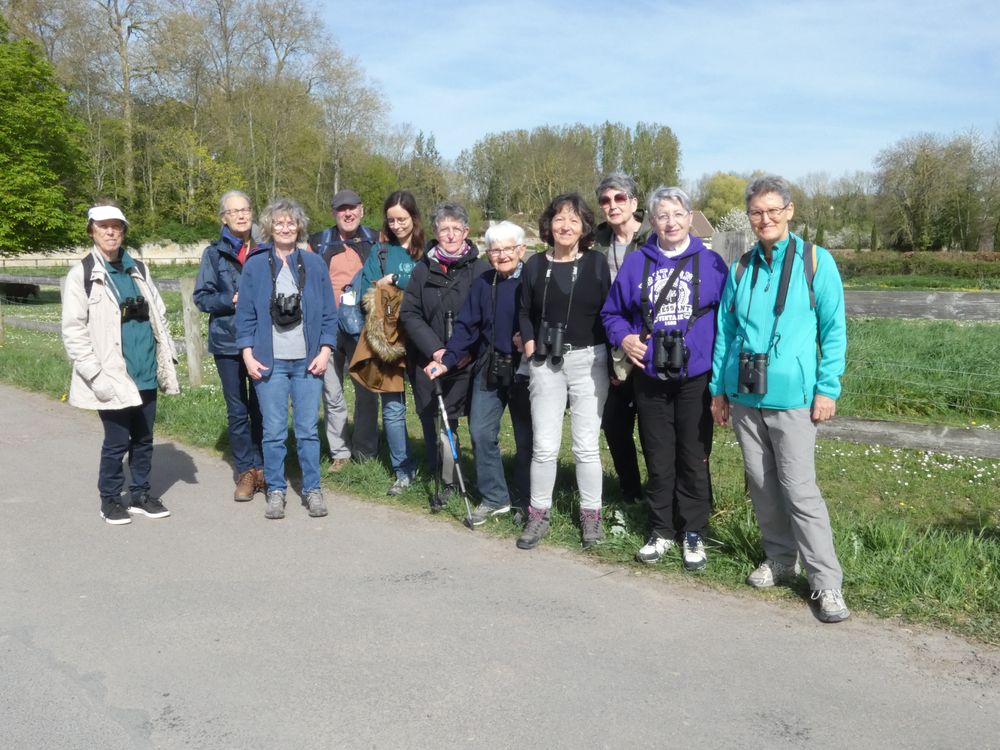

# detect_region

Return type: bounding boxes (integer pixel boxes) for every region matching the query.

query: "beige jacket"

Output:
[61,247,180,410]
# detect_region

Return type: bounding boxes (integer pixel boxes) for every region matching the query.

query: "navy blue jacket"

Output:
[193,226,250,356]
[442,264,524,371]
[234,245,338,368]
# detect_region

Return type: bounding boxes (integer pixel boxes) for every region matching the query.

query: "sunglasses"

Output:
[598,192,631,208]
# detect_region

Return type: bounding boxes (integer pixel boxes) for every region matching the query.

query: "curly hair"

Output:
[537,193,596,251]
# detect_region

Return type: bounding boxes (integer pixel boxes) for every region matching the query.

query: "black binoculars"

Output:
[738,351,769,395]
[652,329,688,374]
[486,352,514,389]
[533,320,567,365]
[120,296,150,323]
[271,292,302,326]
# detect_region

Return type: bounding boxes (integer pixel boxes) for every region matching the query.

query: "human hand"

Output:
[622,333,648,367]
[242,349,269,380]
[710,395,730,426]
[811,394,837,423]
[512,333,523,352]
[307,347,332,376]
[424,362,449,380]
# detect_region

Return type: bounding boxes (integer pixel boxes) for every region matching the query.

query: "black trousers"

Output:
[633,372,713,537]
[602,376,642,498]
[97,389,157,499]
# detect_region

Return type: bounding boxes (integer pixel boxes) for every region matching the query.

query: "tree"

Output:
[697,172,746,225]
[0,13,85,253]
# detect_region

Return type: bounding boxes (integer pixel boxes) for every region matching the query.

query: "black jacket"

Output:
[401,244,489,414]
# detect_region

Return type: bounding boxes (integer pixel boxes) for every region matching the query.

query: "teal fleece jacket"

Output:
[709,233,846,410]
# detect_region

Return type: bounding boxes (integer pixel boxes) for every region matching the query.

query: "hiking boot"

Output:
[682,531,707,571]
[430,483,456,513]
[746,559,800,588]
[468,502,511,526]
[511,505,529,527]
[100,496,132,525]
[636,533,675,563]
[305,489,328,518]
[811,588,851,623]
[128,491,170,519]
[264,491,286,520]
[252,468,266,492]
[327,457,350,474]
[580,509,603,549]
[516,507,550,550]
[234,470,257,502]
[387,475,411,497]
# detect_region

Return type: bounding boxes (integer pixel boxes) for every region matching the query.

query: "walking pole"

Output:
[433,378,474,529]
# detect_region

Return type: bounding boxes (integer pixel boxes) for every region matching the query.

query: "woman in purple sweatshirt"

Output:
[601,186,728,570]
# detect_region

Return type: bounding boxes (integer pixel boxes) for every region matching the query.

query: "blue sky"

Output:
[320,0,1000,187]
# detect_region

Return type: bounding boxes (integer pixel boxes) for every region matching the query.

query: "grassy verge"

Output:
[1,325,998,644]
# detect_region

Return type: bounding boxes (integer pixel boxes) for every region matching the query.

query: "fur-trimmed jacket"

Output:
[62,247,180,410]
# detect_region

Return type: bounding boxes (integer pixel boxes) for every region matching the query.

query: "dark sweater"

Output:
[520,249,610,348]
[442,265,523,370]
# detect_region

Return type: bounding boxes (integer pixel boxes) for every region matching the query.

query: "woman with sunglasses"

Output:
[593,174,649,505]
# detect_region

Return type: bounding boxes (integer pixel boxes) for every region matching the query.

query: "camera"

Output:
[271,292,302,326]
[652,329,688,375]
[738,351,769,395]
[533,320,567,365]
[120,296,150,323]
[486,352,514,389]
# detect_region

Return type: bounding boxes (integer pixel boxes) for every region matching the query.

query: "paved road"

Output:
[1,384,999,749]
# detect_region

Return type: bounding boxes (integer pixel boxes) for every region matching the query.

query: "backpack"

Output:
[81,252,147,298]
[339,244,388,337]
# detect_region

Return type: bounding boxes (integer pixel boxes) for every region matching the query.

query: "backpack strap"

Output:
[727,250,753,313]
[803,241,816,309]
[81,252,146,298]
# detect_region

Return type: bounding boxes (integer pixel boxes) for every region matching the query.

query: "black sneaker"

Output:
[430,483,456,513]
[101,497,132,525]
[128,491,171,519]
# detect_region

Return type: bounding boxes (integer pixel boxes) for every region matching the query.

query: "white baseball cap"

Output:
[87,205,129,226]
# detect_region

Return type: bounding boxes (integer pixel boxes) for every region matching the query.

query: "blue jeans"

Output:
[254,358,323,494]
[469,368,532,508]
[215,354,263,474]
[97,390,157,498]
[381,391,415,480]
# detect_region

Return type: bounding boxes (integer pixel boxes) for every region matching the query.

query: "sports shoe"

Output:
[682,531,707,571]
[580,509,603,549]
[127,491,170,519]
[746,559,801,588]
[812,589,851,623]
[387,475,411,496]
[264,491,286,520]
[468,502,511,526]
[327,457,350,474]
[234,470,257,502]
[305,489,328,518]
[430,483,456,513]
[516,507,550,550]
[635,533,675,563]
[100,497,132,525]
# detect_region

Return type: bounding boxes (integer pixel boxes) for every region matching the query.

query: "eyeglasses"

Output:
[224,207,252,217]
[747,204,790,223]
[653,211,691,224]
[598,192,630,208]
[437,226,467,237]
[387,217,411,226]
[487,244,523,257]
[273,221,297,229]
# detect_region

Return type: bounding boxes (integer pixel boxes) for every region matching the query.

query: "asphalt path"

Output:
[2,384,999,749]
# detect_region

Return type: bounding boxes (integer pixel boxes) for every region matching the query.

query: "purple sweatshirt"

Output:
[601,234,728,380]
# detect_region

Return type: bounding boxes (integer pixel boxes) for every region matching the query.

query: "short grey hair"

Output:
[258,197,309,243]
[595,173,639,201]
[431,201,469,232]
[745,175,792,210]
[484,220,525,249]
[647,186,692,216]
[218,190,252,219]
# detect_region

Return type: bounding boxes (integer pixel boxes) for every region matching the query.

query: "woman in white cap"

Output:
[61,204,180,525]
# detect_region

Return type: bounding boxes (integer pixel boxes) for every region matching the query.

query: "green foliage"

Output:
[0,15,85,254]
[836,250,1000,283]
[696,172,747,225]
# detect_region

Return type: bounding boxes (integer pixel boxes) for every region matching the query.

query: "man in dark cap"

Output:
[309,188,380,470]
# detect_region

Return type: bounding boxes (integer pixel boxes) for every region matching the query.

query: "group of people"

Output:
[60,172,851,623]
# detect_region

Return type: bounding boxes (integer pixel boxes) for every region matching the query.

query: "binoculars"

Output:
[738,351,769,395]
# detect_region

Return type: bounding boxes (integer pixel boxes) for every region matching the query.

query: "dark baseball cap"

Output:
[331,189,362,208]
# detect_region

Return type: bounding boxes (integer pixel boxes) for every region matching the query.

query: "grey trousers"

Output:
[731,403,844,590]
[323,336,379,461]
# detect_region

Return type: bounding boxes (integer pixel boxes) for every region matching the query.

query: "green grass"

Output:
[844,274,1000,291]
[2,324,998,643]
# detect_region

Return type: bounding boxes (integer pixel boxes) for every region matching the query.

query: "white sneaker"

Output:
[812,589,850,623]
[636,533,675,564]
[682,532,707,571]
[746,559,800,588]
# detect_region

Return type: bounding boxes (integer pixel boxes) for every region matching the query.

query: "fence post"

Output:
[178,277,203,388]
[0,295,5,346]
[713,230,752,266]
